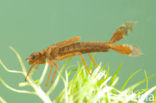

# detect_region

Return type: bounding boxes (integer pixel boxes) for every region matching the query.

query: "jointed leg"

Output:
[25,63,35,81]
[35,64,40,69]
[56,52,91,75]
[88,53,96,65]
[51,61,58,83]
[45,60,58,91]
[79,53,91,75]
[45,60,53,91]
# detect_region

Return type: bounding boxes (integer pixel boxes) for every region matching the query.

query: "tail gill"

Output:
[109,22,136,43]
[108,22,142,56]
[109,44,142,57]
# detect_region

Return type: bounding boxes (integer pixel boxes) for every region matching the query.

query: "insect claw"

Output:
[25,75,29,81]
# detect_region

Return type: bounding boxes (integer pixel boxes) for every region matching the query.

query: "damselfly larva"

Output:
[26,22,142,90]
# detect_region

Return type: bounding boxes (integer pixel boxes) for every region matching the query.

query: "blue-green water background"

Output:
[0,0,156,102]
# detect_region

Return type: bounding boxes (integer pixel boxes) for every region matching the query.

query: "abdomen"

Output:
[58,42,110,56]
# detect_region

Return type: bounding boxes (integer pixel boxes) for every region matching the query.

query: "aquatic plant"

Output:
[0,47,155,103]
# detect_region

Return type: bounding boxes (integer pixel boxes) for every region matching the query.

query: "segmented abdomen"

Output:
[58,42,110,56]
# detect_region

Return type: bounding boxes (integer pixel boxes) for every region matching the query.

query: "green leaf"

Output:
[121,69,142,91]
[110,64,122,86]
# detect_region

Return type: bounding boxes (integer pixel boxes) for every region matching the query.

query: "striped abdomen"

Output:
[58,42,110,56]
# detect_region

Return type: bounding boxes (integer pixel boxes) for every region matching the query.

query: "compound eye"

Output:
[31,55,36,60]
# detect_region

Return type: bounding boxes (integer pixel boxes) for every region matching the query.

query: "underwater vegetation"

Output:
[0,47,156,103]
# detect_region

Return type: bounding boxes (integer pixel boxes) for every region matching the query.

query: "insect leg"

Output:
[45,60,53,91]
[51,61,58,83]
[79,53,91,75]
[35,64,40,69]
[56,52,91,75]
[25,63,35,81]
[88,53,96,65]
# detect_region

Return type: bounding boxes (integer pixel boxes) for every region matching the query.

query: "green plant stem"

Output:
[9,47,52,103]
[0,96,7,103]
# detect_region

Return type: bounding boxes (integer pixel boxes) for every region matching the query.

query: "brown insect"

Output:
[26,22,142,90]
